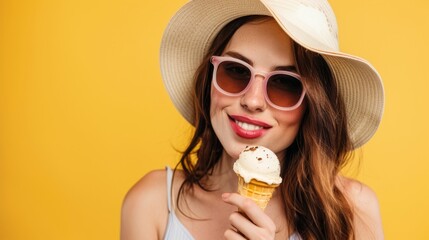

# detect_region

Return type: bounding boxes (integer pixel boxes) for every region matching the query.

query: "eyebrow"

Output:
[223,51,298,73]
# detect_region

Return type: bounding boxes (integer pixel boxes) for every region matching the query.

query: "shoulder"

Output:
[336,176,384,239]
[337,176,378,209]
[120,169,169,240]
[123,169,169,209]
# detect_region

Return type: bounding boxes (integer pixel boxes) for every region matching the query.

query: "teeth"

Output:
[235,120,263,131]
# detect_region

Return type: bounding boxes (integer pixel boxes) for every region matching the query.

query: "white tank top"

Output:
[163,167,301,240]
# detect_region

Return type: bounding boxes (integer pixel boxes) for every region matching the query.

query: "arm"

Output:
[338,177,384,240]
[120,170,168,240]
[224,179,384,240]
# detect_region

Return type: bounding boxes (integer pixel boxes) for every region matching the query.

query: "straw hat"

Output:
[160,0,384,148]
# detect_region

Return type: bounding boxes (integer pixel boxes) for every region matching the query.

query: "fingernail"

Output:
[222,192,230,200]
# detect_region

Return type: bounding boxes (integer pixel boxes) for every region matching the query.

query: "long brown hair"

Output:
[175,15,355,239]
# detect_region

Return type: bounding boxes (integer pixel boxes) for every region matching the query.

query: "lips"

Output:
[229,115,272,139]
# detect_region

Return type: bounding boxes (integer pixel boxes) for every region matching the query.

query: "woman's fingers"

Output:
[228,211,270,240]
[222,193,276,239]
[222,193,275,229]
[224,227,247,240]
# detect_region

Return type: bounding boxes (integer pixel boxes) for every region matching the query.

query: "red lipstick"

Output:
[229,115,271,139]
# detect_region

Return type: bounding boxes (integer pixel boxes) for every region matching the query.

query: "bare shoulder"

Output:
[337,176,378,209]
[120,169,169,240]
[336,176,384,240]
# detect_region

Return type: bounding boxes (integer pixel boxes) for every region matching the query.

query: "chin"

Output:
[221,143,248,160]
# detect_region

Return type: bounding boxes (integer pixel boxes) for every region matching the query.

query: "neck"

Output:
[201,150,238,192]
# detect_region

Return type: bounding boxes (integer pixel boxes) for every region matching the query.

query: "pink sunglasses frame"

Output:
[210,55,306,111]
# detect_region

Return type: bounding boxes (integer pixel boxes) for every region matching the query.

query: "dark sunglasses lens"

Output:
[216,61,251,93]
[267,74,303,107]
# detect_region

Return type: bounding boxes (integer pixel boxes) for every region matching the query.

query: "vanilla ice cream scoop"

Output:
[233,146,282,185]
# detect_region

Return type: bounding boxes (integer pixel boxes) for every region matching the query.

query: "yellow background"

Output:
[0,0,428,239]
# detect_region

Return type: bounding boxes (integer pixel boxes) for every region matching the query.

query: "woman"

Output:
[121,0,384,239]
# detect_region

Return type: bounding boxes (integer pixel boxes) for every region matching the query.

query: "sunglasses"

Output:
[210,56,306,111]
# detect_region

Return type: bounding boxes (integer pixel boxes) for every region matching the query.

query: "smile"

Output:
[235,120,263,131]
[229,115,271,139]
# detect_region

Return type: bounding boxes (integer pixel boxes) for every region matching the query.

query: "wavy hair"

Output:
[175,15,355,239]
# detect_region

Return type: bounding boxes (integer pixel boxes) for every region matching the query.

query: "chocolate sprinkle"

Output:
[243,146,258,152]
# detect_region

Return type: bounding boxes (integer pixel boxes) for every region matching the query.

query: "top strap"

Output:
[165,166,173,212]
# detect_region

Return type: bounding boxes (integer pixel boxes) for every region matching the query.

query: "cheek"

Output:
[276,103,307,132]
[210,86,219,116]
[210,84,230,117]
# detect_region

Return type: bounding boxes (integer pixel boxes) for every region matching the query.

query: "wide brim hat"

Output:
[160,0,384,148]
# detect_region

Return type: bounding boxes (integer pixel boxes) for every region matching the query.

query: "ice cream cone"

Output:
[233,146,282,210]
[237,174,279,210]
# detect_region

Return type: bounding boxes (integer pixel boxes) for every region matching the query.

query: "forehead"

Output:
[222,18,295,67]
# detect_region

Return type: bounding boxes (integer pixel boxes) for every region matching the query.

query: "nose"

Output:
[240,75,267,112]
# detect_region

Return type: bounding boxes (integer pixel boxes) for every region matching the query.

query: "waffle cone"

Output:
[237,175,279,210]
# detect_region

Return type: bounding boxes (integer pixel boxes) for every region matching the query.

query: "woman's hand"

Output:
[222,193,276,240]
